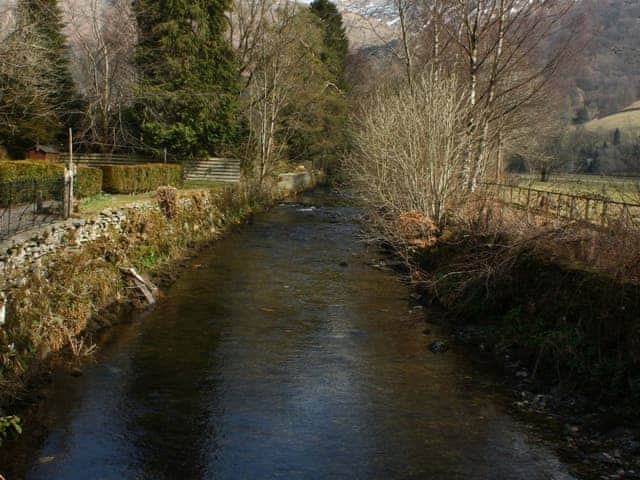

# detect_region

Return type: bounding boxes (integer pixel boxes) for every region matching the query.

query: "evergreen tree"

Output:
[133,0,243,158]
[309,0,349,87]
[19,0,79,137]
[613,127,622,146]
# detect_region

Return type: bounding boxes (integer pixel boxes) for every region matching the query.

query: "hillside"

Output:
[585,105,640,134]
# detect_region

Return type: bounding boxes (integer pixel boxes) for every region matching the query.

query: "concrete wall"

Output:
[277,169,324,195]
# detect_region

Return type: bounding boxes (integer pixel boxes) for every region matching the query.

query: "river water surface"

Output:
[2,190,577,479]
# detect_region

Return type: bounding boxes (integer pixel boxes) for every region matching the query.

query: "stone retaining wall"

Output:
[0,202,150,290]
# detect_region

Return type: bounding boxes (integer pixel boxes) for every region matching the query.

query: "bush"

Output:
[0,160,65,206]
[0,161,103,205]
[75,166,103,198]
[0,160,63,182]
[101,164,183,194]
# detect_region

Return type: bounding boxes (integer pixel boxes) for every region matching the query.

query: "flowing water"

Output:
[1,190,577,480]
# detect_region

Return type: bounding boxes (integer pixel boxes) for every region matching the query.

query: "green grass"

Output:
[78,192,155,216]
[182,179,229,191]
[77,181,230,216]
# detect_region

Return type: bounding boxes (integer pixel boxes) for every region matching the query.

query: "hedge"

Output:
[0,160,63,182]
[0,161,103,205]
[101,164,183,194]
[75,166,103,198]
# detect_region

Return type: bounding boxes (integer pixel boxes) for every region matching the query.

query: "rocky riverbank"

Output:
[392,238,640,480]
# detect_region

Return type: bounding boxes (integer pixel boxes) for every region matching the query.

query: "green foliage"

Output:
[75,166,103,198]
[310,0,349,87]
[0,161,101,200]
[281,8,350,171]
[0,415,22,447]
[133,0,243,158]
[101,164,183,194]
[18,0,80,133]
[0,160,63,182]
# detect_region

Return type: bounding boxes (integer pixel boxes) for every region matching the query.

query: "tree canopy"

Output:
[133,0,244,158]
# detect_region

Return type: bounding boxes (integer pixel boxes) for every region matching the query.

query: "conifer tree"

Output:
[309,0,349,87]
[19,0,79,136]
[133,0,243,158]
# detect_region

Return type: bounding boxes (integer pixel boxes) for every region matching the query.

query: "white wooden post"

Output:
[63,128,75,218]
[0,291,6,327]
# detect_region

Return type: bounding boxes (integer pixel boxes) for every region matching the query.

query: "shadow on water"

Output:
[2,188,578,479]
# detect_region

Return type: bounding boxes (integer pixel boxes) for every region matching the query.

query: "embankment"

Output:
[0,170,323,412]
[414,234,640,416]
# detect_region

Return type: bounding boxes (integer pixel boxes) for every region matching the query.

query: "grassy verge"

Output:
[77,181,229,216]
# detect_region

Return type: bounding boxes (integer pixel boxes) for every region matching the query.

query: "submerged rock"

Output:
[429,340,449,353]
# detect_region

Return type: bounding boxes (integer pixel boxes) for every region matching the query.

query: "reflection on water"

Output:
[3,190,576,479]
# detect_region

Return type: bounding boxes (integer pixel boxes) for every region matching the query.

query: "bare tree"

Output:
[0,2,59,150]
[230,0,329,185]
[63,0,137,151]
[348,69,474,245]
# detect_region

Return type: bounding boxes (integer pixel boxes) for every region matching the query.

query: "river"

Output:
[1,189,577,479]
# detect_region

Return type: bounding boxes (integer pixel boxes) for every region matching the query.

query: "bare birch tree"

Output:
[230,0,329,185]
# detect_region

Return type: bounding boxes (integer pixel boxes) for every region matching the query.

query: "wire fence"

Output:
[0,176,66,241]
[485,183,640,231]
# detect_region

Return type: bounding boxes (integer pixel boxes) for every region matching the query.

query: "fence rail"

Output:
[60,154,242,183]
[183,158,241,183]
[59,153,153,168]
[0,177,66,240]
[508,173,640,193]
[486,183,640,230]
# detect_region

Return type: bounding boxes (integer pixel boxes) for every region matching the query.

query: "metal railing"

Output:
[0,177,66,241]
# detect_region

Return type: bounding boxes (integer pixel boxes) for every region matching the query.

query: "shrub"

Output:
[156,186,178,219]
[102,164,183,194]
[0,160,65,206]
[0,160,64,182]
[75,166,103,198]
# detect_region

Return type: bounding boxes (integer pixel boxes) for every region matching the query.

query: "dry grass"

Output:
[585,109,640,134]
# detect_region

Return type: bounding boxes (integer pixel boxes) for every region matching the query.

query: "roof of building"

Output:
[32,144,60,154]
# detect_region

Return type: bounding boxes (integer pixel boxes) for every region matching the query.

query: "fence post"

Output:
[584,198,590,222]
[63,128,74,219]
[601,201,608,228]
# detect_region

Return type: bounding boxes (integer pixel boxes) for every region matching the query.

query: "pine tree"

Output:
[613,128,622,146]
[309,0,349,87]
[133,0,243,158]
[19,0,79,137]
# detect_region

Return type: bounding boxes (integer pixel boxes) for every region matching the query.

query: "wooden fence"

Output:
[183,158,241,183]
[59,154,242,183]
[486,183,640,230]
[59,153,152,168]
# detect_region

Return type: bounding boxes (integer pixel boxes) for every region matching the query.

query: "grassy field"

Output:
[77,180,229,216]
[509,174,640,203]
[584,108,640,134]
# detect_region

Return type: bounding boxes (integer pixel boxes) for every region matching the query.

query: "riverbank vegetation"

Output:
[345,0,640,423]
[0,0,350,434]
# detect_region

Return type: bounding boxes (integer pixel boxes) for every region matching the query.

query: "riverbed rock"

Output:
[429,340,449,353]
